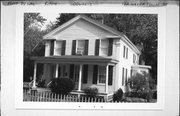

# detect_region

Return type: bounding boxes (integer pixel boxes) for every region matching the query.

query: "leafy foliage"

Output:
[49,78,75,95]
[84,87,98,98]
[126,72,155,101]
[113,88,124,102]
[23,13,47,82]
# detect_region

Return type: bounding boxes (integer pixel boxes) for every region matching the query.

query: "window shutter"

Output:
[93,65,98,84]
[72,40,76,55]
[50,40,55,56]
[108,39,113,56]
[69,64,74,79]
[122,68,124,86]
[108,66,113,85]
[84,40,89,55]
[125,69,128,85]
[82,65,88,84]
[61,40,66,55]
[95,39,100,56]
[123,46,126,58]
[126,48,128,59]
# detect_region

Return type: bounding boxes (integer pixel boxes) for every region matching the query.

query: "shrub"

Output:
[37,79,46,88]
[49,78,75,95]
[84,87,98,98]
[113,88,124,102]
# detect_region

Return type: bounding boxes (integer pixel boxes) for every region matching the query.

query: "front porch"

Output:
[30,55,118,97]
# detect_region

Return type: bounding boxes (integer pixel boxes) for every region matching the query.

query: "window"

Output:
[54,41,62,55]
[95,39,113,56]
[100,39,109,56]
[72,40,88,55]
[77,40,85,55]
[123,46,128,59]
[54,40,66,56]
[98,66,106,84]
[133,54,136,63]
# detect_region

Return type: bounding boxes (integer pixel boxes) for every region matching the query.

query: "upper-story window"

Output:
[77,40,85,55]
[133,54,136,63]
[54,40,66,56]
[100,39,109,56]
[95,39,113,56]
[123,46,128,59]
[72,40,89,55]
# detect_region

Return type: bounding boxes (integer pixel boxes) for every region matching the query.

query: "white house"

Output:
[31,15,151,98]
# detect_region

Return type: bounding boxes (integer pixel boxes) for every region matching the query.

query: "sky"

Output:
[40,12,60,29]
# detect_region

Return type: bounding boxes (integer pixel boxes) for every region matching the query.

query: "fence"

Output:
[23,89,107,102]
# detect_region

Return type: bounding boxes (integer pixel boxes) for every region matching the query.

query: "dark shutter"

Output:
[125,69,128,85]
[61,40,66,55]
[122,68,124,86]
[95,39,100,56]
[126,48,128,59]
[82,65,88,84]
[108,66,113,85]
[84,40,89,55]
[123,46,125,58]
[108,39,113,56]
[50,40,54,56]
[93,65,98,84]
[69,64,74,79]
[72,40,76,55]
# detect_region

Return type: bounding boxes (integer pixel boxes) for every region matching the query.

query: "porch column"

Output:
[55,64,59,78]
[32,62,37,88]
[78,64,83,91]
[105,64,109,93]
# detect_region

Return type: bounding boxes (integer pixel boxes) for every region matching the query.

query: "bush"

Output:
[125,89,153,102]
[113,88,124,102]
[49,78,75,95]
[37,79,46,88]
[84,87,98,98]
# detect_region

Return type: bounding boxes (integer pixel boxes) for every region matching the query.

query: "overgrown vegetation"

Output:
[113,88,124,102]
[49,78,75,95]
[84,87,98,98]
[126,72,156,102]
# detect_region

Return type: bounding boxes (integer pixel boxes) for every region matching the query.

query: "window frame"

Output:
[123,45,128,59]
[54,40,63,56]
[97,65,106,85]
[100,39,109,56]
[76,39,86,55]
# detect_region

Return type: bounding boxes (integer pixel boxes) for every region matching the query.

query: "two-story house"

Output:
[31,15,151,98]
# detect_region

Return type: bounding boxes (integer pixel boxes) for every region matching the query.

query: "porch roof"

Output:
[31,55,119,65]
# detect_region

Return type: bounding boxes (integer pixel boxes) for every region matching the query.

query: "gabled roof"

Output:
[43,15,141,54]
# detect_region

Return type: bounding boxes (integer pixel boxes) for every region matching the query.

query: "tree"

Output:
[23,13,47,82]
